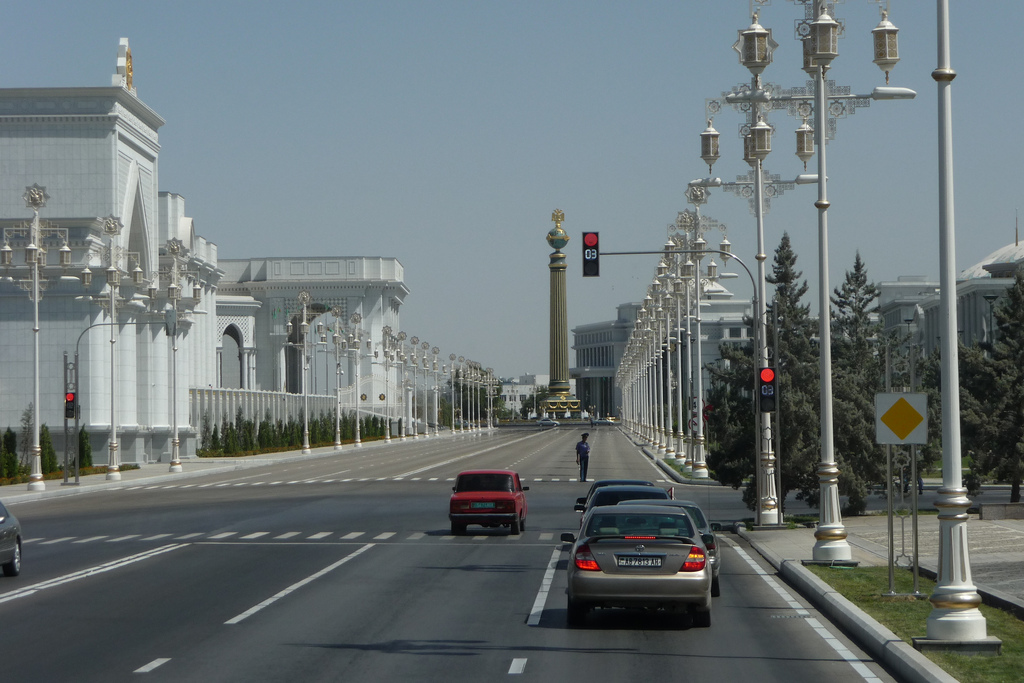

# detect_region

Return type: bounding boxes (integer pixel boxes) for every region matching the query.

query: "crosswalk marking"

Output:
[22,530,556,545]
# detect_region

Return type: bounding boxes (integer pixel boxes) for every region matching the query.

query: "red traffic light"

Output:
[759,368,775,383]
[584,232,599,247]
[66,392,75,402]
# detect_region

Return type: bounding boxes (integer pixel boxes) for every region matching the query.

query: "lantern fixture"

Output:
[700,118,720,173]
[719,237,732,261]
[796,118,815,169]
[750,116,772,161]
[872,9,900,84]
[733,11,779,76]
[81,266,93,288]
[706,259,718,280]
[682,259,695,279]
[810,5,839,69]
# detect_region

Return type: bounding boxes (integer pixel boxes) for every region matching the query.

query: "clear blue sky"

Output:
[4,1,1020,379]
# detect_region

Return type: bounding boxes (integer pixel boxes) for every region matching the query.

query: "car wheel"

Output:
[519,516,525,531]
[566,598,588,627]
[692,608,711,628]
[2,540,21,577]
[711,575,721,598]
[451,523,466,536]
[510,516,521,535]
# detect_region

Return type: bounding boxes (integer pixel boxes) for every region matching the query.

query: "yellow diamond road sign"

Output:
[875,393,928,444]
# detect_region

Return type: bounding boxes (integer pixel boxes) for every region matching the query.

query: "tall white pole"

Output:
[926,0,986,640]
[27,207,44,491]
[691,243,708,479]
[107,264,120,480]
[810,35,850,559]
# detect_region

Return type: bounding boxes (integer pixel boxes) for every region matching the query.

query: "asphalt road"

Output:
[3,428,900,682]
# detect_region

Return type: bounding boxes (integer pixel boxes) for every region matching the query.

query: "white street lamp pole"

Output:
[350,313,363,447]
[925,0,988,642]
[298,290,312,454]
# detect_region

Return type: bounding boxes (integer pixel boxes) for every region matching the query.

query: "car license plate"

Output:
[616,555,663,568]
[470,502,496,509]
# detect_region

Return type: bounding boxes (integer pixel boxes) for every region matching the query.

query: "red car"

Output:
[449,470,529,535]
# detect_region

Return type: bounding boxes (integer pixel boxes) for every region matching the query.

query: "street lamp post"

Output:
[333,307,348,450]
[348,313,364,447]
[154,237,201,473]
[2,185,71,491]
[449,353,457,431]
[924,0,990,644]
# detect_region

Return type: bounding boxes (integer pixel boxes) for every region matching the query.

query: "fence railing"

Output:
[189,385,390,430]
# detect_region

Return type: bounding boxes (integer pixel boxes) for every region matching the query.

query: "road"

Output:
[2,428,899,682]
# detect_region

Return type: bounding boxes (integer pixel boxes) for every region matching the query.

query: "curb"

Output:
[739,527,958,683]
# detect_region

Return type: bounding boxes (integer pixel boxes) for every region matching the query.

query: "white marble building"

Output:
[0,39,409,466]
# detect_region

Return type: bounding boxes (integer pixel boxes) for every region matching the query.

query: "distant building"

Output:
[571,278,752,419]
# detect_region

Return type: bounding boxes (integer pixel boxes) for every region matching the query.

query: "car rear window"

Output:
[586,513,695,538]
[592,489,668,507]
[456,474,514,492]
[682,505,709,528]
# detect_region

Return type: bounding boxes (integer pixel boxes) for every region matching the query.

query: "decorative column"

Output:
[542,209,580,416]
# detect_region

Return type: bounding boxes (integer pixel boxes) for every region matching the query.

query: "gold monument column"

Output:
[542,209,580,417]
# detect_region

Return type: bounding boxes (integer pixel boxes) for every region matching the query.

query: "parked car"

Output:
[594,418,617,426]
[619,499,721,597]
[449,470,529,535]
[576,484,670,517]
[0,500,22,577]
[560,503,712,627]
[574,479,657,512]
[537,418,560,427]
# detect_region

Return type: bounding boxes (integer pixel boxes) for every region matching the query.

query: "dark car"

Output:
[449,470,529,535]
[576,485,670,523]
[574,479,657,512]
[619,499,721,597]
[560,504,712,627]
[0,500,22,577]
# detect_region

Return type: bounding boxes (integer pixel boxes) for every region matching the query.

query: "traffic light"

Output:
[582,231,600,277]
[64,392,77,420]
[758,368,777,412]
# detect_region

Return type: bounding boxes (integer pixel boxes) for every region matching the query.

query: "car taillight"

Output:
[624,536,656,540]
[497,501,513,511]
[681,546,706,572]
[574,543,600,571]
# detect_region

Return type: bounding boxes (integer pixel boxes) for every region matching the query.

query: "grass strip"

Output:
[806,565,1024,683]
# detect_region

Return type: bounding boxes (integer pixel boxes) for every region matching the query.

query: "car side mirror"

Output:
[452,486,457,492]
[576,496,586,506]
[560,532,576,543]
[522,486,529,491]
[573,503,585,512]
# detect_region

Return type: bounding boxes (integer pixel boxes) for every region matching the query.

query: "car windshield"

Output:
[681,504,709,528]
[591,489,667,507]
[456,473,514,492]
[585,512,695,538]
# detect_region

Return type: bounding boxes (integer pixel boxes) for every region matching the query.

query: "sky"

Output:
[4,1,1021,380]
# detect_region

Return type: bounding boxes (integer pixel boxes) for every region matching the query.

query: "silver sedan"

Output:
[560,504,712,627]
[0,500,22,577]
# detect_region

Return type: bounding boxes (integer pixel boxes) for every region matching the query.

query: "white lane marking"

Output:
[342,532,364,540]
[141,534,172,542]
[73,536,108,544]
[275,532,301,539]
[374,532,395,540]
[134,658,171,673]
[107,535,140,543]
[175,533,205,540]
[730,541,881,682]
[225,543,375,624]
[307,532,332,540]
[208,532,237,540]
[41,537,74,545]
[538,533,553,541]
[241,532,270,540]
[527,547,562,626]
[508,658,527,674]
[0,545,188,605]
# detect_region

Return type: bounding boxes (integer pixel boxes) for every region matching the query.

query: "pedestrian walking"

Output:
[576,433,591,482]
